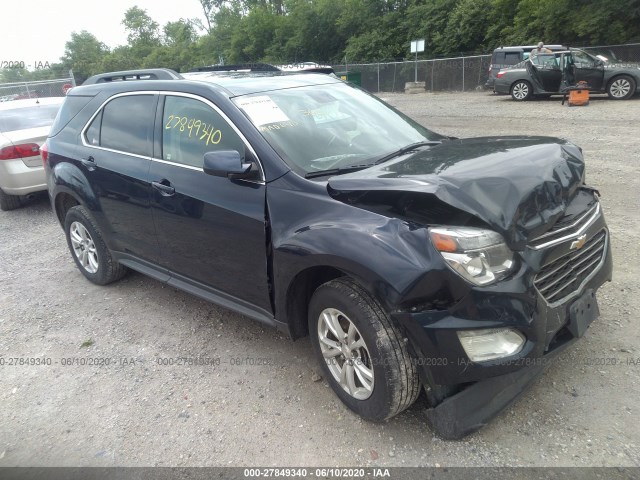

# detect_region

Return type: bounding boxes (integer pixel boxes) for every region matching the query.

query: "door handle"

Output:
[152,180,175,196]
[80,156,96,171]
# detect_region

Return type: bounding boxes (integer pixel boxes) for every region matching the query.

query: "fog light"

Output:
[457,328,525,362]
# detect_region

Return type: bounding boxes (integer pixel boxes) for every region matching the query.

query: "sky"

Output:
[0,0,205,69]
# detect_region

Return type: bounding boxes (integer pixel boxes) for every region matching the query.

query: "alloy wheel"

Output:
[609,78,631,98]
[512,82,529,100]
[70,221,99,274]
[317,308,374,400]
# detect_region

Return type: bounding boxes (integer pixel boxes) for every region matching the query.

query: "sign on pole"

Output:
[410,39,425,82]
[410,39,425,54]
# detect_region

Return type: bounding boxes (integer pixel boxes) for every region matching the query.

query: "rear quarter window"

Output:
[493,52,505,64]
[49,95,94,136]
[504,52,522,65]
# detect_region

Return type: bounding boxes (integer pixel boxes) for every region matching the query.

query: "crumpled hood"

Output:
[327,136,585,250]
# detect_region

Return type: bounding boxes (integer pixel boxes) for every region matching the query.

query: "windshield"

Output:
[0,103,61,132]
[233,83,443,176]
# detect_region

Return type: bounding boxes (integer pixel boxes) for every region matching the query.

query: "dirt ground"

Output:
[0,91,638,468]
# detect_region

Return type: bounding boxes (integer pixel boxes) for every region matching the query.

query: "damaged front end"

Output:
[327,136,613,439]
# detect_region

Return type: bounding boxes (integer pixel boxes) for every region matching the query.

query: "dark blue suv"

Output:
[45,68,612,439]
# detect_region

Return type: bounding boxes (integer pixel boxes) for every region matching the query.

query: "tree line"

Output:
[2,0,640,84]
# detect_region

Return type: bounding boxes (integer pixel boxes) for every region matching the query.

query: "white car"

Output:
[0,97,64,210]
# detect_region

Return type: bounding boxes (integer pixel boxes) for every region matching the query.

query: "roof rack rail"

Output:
[83,68,183,85]
[189,63,281,73]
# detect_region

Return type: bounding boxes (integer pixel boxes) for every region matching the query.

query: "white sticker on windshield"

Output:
[236,96,290,126]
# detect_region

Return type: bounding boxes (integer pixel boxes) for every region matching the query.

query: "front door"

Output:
[149,93,272,313]
[571,50,605,90]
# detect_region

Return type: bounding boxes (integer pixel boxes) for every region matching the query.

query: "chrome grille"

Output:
[534,230,606,305]
[529,203,599,250]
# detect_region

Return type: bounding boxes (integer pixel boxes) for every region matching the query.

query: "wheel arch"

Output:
[510,78,533,100]
[49,161,100,225]
[54,191,81,225]
[284,265,348,340]
[283,263,397,341]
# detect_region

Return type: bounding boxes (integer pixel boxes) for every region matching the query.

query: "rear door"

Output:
[148,93,271,313]
[529,54,562,92]
[79,92,160,262]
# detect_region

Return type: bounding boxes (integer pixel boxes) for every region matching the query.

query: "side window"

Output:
[95,95,155,157]
[572,51,595,67]
[531,55,558,68]
[162,95,245,168]
[85,110,102,146]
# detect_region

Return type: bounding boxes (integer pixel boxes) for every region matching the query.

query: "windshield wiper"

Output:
[373,140,442,165]
[304,140,444,179]
[304,164,374,179]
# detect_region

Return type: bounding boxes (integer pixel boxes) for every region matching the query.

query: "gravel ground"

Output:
[0,91,638,468]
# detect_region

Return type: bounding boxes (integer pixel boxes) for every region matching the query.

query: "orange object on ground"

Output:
[568,88,589,106]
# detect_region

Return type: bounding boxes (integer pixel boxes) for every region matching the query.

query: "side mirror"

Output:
[203,150,254,179]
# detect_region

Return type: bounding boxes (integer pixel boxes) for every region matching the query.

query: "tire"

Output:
[0,188,21,211]
[308,278,420,422]
[607,75,636,100]
[64,205,127,285]
[510,80,532,101]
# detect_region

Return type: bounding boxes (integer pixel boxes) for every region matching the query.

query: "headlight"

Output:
[429,227,515,286]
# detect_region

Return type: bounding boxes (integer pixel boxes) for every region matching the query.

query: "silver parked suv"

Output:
[0,97,64,210]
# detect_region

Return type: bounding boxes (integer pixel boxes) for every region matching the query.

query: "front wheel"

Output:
[308,278,420,421]
[511,80,532,101]
[64,205,127,285]
[607,75,636,100]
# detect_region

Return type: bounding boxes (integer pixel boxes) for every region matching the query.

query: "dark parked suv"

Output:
[45,68,612,439]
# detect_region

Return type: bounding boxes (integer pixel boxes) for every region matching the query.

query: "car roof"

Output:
[494,45,566,52]
[73,71,343,98]
[182,72,342,96]
[0,96,65,111]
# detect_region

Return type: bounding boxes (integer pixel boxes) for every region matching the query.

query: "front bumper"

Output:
[392,201,612,438]
[425,337,573,439]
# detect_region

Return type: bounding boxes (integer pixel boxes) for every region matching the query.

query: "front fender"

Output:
[267,173,460,322]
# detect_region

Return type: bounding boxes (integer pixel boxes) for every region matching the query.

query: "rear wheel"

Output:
[511,80,532,101]
[64,205,127,285]
[607,75,636,100]
[0,188,21,211]
[308,278,420,421]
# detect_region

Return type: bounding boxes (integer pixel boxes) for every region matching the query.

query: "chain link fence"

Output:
[0,77,76,102]
[580,43,640,66]
[333,43,640,93]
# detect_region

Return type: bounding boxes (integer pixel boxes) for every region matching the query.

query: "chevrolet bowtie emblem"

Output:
[570,234,588,250]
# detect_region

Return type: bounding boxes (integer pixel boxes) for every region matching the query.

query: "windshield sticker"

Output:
[236,96,290,126]
[165,115,222,145]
